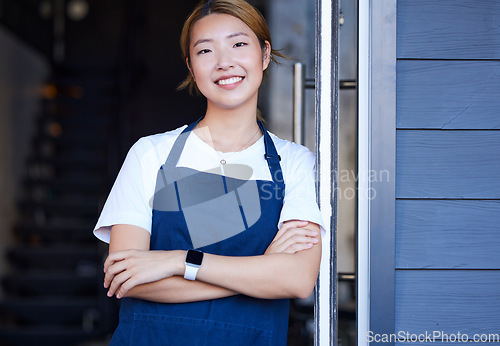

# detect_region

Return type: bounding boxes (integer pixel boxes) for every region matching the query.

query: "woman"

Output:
[94,0,325,344]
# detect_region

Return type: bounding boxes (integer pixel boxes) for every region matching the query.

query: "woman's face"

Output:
[188,13,270,111]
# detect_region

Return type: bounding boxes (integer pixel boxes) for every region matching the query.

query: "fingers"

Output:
[103,250,132,273]
[103,250,137,298]
[281,242,315,254]
[274,220,309,240]
[103,258,127,289]
[107,268,132,298]
[102,249,182,299]
[275,233,319,254]
[279,232,319,252]
[104,255,144,298]
[265,220,320,255]
[273,226,318,248]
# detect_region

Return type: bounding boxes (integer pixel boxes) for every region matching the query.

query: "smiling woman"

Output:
[187,13,270,115]
[93,1,325,345]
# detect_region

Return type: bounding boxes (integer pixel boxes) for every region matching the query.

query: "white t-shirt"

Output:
[94,125,325,243]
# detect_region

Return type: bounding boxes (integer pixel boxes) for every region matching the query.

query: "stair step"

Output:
[22,187,104,206]
[23,177,109,192]
[13,223,96,242]
[38,113,113,129]
[7,245,100,270]
[45,77,118,91]
[41,79,118,100]
[18,200,99,217]
[41,103,117,119]
[26,160,107,179]
[42,98,118,113]
[53,64,118,80]
[42,100,117,119]
[0,297,99,325]
[37,118,110,135]
[0,325,101,346]
[28,152,107,167]
[33,134,107,149]
[2,271,99,296]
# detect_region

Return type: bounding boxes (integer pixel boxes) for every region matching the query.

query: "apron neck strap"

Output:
[164,117,285,188]
[164,116,203,170]
[258,120,284,188]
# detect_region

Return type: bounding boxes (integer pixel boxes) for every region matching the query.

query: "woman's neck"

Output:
[195,104,262,153]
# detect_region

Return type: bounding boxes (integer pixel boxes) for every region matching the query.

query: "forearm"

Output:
[124,275,237,303]
[105,222,321,301]
[196,246,321,300]
[106,246,320,301]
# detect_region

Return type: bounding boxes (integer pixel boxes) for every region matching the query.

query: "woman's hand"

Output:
[103,249,185,299]
[264,220,319,255]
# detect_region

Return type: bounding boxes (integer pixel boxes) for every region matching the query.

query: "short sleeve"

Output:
[93,139,154,243]
[278,145,327,236]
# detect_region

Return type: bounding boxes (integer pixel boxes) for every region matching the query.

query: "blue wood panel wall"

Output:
[396,200,500,269]
[397,0,500,59]
[395,271,500,335]
[396,130,500,198]
[397,61,500,129]
[394,0,500,341]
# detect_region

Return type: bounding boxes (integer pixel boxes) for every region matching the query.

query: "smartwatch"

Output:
[184,249,204,281]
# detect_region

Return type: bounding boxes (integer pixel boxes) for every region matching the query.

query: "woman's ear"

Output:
[186,57,196,81]
[262,41,271,71]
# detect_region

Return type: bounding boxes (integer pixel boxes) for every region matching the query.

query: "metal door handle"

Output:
[293,63,315,145]
[293,63,305,145]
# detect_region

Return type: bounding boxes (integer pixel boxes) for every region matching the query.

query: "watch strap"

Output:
[184,264,200,281]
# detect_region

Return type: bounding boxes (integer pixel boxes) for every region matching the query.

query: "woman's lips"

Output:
[216,76,243,86]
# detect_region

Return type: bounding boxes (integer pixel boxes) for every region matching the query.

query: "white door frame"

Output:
[315,0,339,345]
[357,0,397,345]
[357,0,371,343]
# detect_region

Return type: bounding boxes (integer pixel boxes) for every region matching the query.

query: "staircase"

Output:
[0,65,120,346]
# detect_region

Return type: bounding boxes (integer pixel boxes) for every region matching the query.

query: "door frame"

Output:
[357,0,397,345]
[314,0,339,345]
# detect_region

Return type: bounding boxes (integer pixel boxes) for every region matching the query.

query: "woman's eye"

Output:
[234,42,247,48]
[197,49,211,55]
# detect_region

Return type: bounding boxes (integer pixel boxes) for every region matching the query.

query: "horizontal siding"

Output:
[397,0,500,59]
[397,60,500,129]
[396,130,500,198]
[396,200,500,269]
[397,343,500,346]
[395,0,500,341]
[395,270,500,335]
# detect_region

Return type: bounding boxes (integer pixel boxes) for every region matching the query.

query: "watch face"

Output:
[186,250,203,266]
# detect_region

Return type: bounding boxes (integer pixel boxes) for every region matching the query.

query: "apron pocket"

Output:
[131,313,272,346]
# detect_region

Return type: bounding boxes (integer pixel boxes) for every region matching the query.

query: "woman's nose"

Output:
[216,50,234,70]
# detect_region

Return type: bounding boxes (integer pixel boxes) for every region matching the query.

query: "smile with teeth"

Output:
[216,77,243,85]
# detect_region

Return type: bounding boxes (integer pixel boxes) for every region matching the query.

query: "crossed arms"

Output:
[103,220,321,303]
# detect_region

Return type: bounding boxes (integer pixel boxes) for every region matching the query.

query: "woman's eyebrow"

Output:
[193,32,249,47]
[227,32,249,39]
[193,38,211,47]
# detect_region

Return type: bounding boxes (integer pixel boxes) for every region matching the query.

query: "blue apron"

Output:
[110,118,289,346]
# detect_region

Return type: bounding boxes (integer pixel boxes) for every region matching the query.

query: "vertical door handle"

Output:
[293,63,306,145]
[293,63,315,145]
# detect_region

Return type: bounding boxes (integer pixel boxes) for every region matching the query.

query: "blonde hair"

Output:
[178,0,285,95]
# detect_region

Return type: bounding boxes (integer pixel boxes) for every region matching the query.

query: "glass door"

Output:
[263,0,359,345]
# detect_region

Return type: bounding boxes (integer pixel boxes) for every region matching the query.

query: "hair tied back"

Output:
[202,0,213,16]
